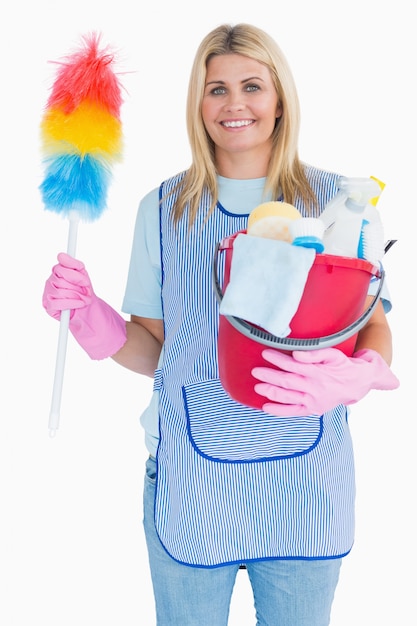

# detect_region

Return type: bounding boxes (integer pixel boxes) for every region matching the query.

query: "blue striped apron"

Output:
[153,166,355,567]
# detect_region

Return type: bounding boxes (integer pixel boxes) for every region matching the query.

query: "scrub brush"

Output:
[357,176,386,266]
[358,218,386,266]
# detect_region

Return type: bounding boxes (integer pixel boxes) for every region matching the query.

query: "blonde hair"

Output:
[172,23,316,224]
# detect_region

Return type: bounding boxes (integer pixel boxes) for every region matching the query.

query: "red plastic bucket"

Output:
[214,231,383,409]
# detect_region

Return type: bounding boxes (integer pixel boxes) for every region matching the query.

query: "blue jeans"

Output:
[143,456,342,626]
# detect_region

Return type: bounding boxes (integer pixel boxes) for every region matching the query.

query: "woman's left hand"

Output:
[251,347,400,416]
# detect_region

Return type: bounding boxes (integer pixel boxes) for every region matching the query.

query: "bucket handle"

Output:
[213,241,385,351]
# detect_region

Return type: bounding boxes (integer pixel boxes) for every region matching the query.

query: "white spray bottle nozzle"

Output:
[338,176,382,207]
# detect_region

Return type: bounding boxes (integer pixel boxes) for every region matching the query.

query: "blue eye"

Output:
[211,86,226,95]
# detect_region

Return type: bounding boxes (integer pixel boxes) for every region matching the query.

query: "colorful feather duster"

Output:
[40,33,124,435]
[40,32,123,221]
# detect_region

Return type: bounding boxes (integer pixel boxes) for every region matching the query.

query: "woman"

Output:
[43,23,399,626]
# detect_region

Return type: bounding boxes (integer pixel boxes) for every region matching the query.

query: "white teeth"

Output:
[222,120,253,128]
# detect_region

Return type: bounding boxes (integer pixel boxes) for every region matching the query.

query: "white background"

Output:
[1,1,414,624]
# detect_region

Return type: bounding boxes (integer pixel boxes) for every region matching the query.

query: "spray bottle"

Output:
[320,176,385,263]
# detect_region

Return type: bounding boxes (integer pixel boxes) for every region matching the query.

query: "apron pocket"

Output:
[183,378,323,462]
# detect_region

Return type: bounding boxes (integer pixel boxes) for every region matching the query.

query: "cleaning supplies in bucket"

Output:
[213,187,386,409]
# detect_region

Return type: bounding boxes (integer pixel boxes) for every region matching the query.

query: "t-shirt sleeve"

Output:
[121,187,163,318]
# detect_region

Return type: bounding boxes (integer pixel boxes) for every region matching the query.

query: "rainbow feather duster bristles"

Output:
[40,32,123,221]
[40,33,124,436]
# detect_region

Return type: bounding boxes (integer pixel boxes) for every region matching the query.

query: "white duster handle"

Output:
[48,214,79,436]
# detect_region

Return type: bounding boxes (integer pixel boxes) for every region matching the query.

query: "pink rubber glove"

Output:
[252,347,400,416]
[42,253,127,360]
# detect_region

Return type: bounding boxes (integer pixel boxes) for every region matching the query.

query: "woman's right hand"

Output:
[42,253,94,320]
[42,253,127,360]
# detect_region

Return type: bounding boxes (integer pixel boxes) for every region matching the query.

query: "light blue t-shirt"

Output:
[122,175,391,455]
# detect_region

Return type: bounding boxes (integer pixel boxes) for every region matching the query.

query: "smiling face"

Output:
[201,53,282,176]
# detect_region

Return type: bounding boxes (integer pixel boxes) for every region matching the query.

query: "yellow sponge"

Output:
[247,201,301,242]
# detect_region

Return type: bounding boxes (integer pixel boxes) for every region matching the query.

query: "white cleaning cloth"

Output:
[219,233,316,337]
